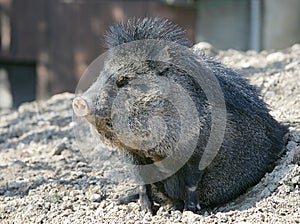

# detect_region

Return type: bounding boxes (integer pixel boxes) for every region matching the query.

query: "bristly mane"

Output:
[105,17,191,48]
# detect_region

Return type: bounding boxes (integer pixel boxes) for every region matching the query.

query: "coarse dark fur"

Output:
[105,17,191,48]
[80,18,288,213]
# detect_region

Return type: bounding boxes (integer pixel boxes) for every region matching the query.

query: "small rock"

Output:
[7,179,28,190]
[142,212,152,222]
[286,141,297,151]
[26,203,35,212]
[95,207,104,216]
[76,161,87,168]
[292,134,300,143]
[264,91,275,98]
[216,212,228,223]
[171,210,182,217]
[292,146,300,165]
[266,52,285,62]
[90,193,103,202]
[285,60,299,70]
[63,219,71,224]
[156,206,168,216]
[193,42,218,57]
[182,211,202,223]
[203,211,210,217]
[70,190,82,197]
[53,142,67,155]
[292,175,300,187]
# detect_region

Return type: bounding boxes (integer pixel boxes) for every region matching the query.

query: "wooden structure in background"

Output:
[0,0,196,105]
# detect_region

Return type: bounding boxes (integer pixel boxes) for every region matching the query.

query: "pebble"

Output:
[53,139,68,155]
[7,179,28,190]
[90,193,103,202]
[292,146,300,164]
[266,52,285,62]
[292,175,300,187]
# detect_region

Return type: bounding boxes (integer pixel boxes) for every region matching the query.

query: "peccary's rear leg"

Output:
[183,164,203,212]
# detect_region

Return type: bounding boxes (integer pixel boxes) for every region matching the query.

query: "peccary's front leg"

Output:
[183,164,203,212]
[116,193,139,204]
[139,184,154,212]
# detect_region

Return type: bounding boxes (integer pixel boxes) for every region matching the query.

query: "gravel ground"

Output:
[0,44,299,223]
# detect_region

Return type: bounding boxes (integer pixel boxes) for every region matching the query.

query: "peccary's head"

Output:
[73,18,202,161]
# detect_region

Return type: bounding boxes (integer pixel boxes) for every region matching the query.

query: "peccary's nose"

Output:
[72,97,90,117]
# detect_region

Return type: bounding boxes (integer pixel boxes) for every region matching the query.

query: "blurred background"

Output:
[0,0,300,110]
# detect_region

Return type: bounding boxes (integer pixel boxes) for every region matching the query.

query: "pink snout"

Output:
[72,97,90,117]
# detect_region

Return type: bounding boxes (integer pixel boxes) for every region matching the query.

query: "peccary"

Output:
[72,18,288,213]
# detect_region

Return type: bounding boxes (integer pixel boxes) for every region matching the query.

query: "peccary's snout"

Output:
[72,97,90,117]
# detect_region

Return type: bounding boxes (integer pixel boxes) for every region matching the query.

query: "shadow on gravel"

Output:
[0,177,48,197]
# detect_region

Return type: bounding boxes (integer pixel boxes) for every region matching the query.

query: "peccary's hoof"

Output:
[116,189,154,213]
[140,197,154,213]
[116,193,139,205]
[184,188,201,212]
[184,202,201,213]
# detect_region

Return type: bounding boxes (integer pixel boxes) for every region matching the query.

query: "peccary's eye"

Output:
[157,67,169,76]
[116,76,130,88]
[156,65,172,76]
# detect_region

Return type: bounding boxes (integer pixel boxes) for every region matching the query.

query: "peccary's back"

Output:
[198,105,287,207]
[160,55,288,208]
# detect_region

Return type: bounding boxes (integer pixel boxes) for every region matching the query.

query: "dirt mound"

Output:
[0,44,299,223]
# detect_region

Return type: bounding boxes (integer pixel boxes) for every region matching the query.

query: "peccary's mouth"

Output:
[93,116,158,159]
[73,97,162,160]
[72,97,116,143]
[95,117,114,136]
[92,116,122,148]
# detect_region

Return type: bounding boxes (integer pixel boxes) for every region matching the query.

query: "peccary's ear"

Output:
[151,46,171,63]
[148,46,172,76]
